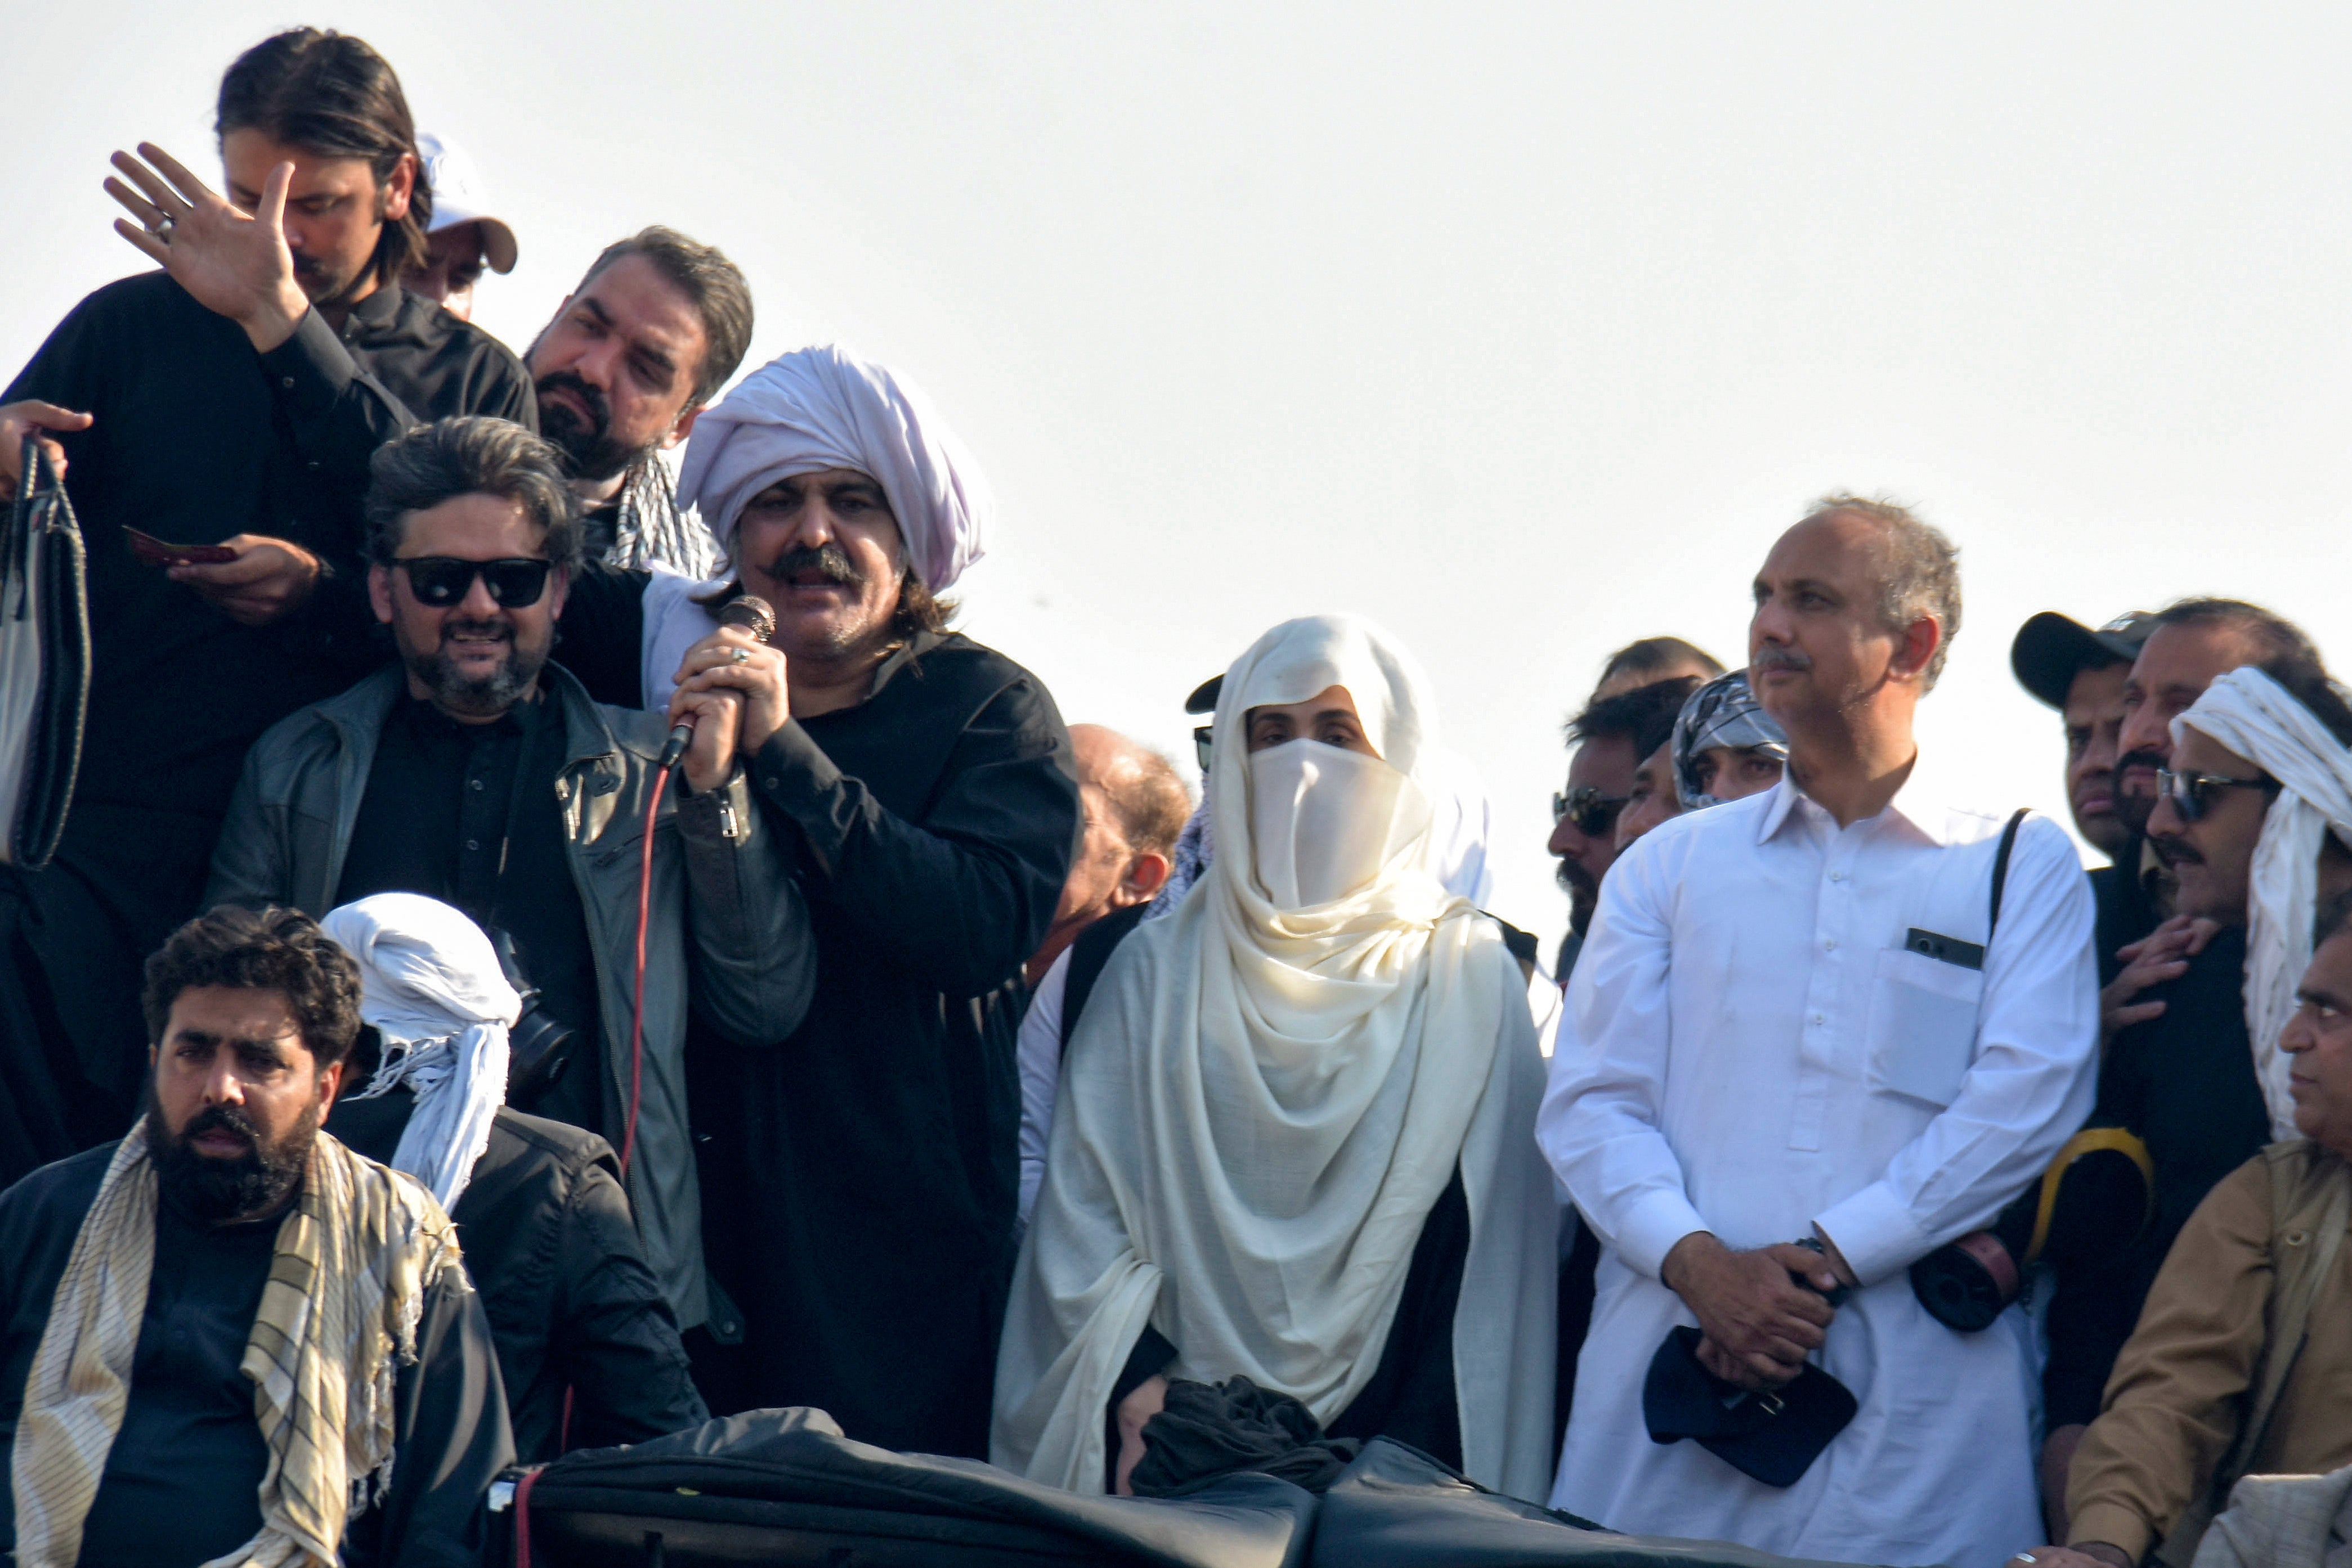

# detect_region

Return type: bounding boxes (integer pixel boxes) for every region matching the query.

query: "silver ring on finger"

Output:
[153,216,175,241]
[731,647,749,664]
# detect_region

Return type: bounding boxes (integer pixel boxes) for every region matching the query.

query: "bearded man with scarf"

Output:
[664,345,1079,1458]
[319,893,707,1462]
[0,905,509,1568]
[993,614,1557,1500]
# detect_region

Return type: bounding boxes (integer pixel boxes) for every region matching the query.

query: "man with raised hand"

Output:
[1540,496,2098,1566]
[667,344,1080,1457]
[0,28,528,1191]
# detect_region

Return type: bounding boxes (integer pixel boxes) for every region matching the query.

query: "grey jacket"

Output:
[205,664,814,1327]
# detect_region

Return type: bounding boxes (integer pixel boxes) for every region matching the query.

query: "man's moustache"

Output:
[182,1102,259,1150]
[2116,748,2166,781]
[2149,834,2203,868]
[1753,649,1811,674]
[534,371,611,433]
[767,543,862,587]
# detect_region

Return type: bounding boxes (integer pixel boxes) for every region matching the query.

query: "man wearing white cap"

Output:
[405,132,519,321]
[663,344,1080,1459]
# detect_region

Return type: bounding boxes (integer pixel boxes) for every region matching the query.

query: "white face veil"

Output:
[993,614,1558,1500]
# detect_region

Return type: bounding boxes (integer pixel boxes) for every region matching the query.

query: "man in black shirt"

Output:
[669,344,1079,1457]
[2037,599,2339,1534]
[0,905,509,1568]
[208,417,814,1333]
[0,28,530,1189]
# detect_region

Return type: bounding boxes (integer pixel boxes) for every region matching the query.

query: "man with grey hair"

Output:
[205,415,816,1334]
[1540,496,2099,1565]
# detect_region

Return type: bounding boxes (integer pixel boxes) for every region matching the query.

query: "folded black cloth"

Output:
[1641,1327,1856,1489]
[1132,1376,1363,1497]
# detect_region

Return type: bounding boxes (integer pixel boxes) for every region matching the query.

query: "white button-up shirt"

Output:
[1540,772,2096,1567]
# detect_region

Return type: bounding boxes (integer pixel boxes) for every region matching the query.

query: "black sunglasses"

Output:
[1193,725,1215,773]
[395,556,553,608]
[2156,767,2271,823]
[1552,784,1630,837]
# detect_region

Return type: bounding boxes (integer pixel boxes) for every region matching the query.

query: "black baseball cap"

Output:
[1185,675,1223,715]
[2010,611,2157,710]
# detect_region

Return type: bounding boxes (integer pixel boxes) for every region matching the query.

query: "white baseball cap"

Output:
[416,131,518,274]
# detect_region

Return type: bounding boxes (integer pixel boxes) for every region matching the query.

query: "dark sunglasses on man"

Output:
[395,556,553,608]
[2155,765,2273,823]
[1553,783,1630,837]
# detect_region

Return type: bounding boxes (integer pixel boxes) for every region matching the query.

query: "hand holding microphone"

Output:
[664,594,782,790]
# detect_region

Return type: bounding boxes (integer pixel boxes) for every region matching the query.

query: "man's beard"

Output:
[144,1082,318,1223]
[535,371,657,483]
[2113,750,2164,836]
[403,616,547,718]
[1556,856,1598,937]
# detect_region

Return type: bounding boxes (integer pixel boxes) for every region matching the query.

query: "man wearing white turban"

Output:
[993,613,1557,1501]
[321,893,708,1462]
[2154,666,2352,1139]
[664,345,1081,1459]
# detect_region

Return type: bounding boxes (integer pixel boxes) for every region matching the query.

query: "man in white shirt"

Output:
[1539,495,2099,1566]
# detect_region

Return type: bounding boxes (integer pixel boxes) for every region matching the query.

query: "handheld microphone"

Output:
[659,593,778,770]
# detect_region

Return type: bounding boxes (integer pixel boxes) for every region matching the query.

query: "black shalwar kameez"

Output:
[689,629,1078,1457]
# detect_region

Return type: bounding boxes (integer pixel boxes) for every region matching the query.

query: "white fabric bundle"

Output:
[993,613,1556,1499]
[321,893,518,1209]
[2176,667,2352,1139]
[676,343,991,593]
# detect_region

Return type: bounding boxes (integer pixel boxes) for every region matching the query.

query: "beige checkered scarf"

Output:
[8,1122,464,1567]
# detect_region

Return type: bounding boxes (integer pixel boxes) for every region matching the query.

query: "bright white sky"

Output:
[6,3,2347,949]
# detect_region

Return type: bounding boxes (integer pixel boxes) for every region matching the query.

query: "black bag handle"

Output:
[1987,807,2030,947]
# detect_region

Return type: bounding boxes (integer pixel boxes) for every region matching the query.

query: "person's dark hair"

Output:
[891,571,956,638]
[1101,748,1193,861]
[2316,888,2352,949]
[363,416,584,571]
[1803,493,1964,690]
[142,905,362,1068]
[1570,675,1703,761]
[216,29,427,287]
[576,227,754,408]
[1597,637,1723,696]
[2151,597,2348,742]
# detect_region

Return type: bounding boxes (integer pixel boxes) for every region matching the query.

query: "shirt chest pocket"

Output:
[1864,947,1984,1107]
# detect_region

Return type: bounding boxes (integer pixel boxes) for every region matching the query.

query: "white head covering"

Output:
[2175,667,2352,1139]
[320,894,519,1209]
[993,614,1557,1499]
[415,132,517,272]
[675,344,991,592]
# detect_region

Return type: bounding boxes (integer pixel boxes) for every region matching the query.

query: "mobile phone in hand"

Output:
[125,527,238,566]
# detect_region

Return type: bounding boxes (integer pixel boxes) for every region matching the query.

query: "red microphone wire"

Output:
[618,764,667,1181]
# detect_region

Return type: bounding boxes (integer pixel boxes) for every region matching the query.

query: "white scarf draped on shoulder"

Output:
[991,613,1556,1499]
[2176,667,2352,1139]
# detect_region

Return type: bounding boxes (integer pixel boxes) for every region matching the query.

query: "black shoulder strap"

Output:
[1988,808,2030,944]
[1060,902,1152,1059]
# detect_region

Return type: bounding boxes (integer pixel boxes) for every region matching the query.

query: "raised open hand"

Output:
[106,142,309,352]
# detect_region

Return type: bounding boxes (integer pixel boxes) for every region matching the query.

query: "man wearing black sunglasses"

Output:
[1547,678,1694,983]
[207,416,815,1337]
[2038,605,2341,1536]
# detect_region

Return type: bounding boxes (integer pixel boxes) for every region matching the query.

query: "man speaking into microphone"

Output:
[653,345,1079,1458]
[207,416,815,1334]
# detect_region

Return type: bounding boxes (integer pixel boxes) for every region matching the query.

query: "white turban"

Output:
[320,893,519,1209]
[676,343,991,593]
[2175,667,2352,1139]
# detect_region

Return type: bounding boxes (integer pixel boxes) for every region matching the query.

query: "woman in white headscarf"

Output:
[993,614,1556,1500]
